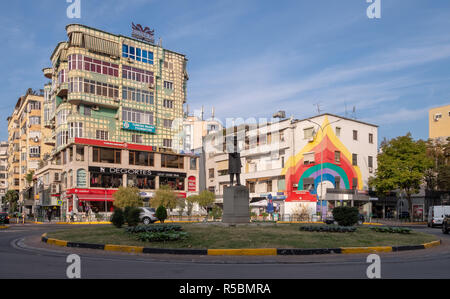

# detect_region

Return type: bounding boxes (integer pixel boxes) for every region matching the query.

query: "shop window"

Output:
[90,172,123,188]
[159,176,184,191]
[190,157,197,170]
[127,175,155,189]
[129,151,154,167]
[93,147,122,164]
[161,154,183,169]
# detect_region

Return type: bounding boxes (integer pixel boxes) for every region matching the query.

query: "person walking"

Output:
[47,208,52,223]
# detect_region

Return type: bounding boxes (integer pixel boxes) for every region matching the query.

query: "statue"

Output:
[228,135,242,186]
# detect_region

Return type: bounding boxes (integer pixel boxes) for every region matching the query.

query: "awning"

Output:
[84,35,120,57]
[71,32,83,46]
[217,160,228,171]
[77,194,114,202]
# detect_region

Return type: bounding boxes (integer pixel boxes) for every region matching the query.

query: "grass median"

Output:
[46,223,438,250]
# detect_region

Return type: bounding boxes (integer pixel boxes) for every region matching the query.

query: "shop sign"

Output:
[188,176,196,192]
[89,167,186,178]
[123,121,156,134]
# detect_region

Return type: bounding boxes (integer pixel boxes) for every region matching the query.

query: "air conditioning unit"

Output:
[293,184,298,188]
[92,106,100,111]
[434,114,442,122]
[51,183,60,194]
[127,58,134,63]
[307,137,314,143]
[149,83,155,89]
[34,137,39,143]
[369,167,373,173]
[54,173,61,182]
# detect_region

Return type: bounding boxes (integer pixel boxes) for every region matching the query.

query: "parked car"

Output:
[0,212,10,224]
[442,215,450,234]
[139,207,158,225]
[428,206,450,227]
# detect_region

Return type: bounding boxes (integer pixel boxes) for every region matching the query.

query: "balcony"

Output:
[56,83,68,97]
[43,68,53,79]
[44,136,56,146]
[68,93,120,110]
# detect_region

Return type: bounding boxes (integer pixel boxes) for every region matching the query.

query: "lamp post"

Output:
[306,118,341,220]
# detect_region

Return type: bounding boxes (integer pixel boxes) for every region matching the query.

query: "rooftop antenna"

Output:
[314,103,323,115]
[211,107,215,120]
[352,106,357,119]
[201,106,204,121]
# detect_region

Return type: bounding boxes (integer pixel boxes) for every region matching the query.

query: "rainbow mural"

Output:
[282,116,363,207]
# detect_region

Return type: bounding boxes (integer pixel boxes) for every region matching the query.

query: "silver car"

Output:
[139,207,158,225]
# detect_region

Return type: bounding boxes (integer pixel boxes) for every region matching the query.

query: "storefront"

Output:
[66,188,116,213]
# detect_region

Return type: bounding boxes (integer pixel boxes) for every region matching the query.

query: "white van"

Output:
[428,206,450,227]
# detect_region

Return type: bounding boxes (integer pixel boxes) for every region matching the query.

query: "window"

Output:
[77,169,87,187]
[303,178,315,191]
[122,87,154,104]
[163,119,173,128]
[247,182,256,193]
[369,133,374,144]
[132,135,143,144]
[92,147,121,164]
[281,156,285,168]
[90,172,122,188]
[129,151,154,166]
[190,158,197,170]
[56,110,70,126]
[122,108,154,125]
[56,130,69,147]
[29,146,41,158]
[267,180,273,192]
[76,146,84,161]
[84,106,91,116]
[304,127,315,139]
[163,139,172,149]
[335,176,341,189]
[163,81,173,90]
[353,130,358,141]
[164,61,173,69]
[161,154,184,169]
[69,122,83,138]
[335,151,341,163]
[68,78,119,99]
[163,99,174,109]
[368,156,373,168]
[29,101,41,111]
[336,127,341,137]
[122,65,154,84]
[209,168,215,179]
[68,54,119,77]
[29,116,41,125]
[304,152,315,165]
[96,130,109,140]
[122,44,154,64]
[128,174,156,189]
[352,154,358,166]
[208,186,215,193]
[159,176,184,191]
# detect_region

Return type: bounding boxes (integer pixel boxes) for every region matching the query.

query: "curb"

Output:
[276,221,383,226]
[40,233,442,256]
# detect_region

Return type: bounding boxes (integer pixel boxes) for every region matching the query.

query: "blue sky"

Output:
[1,0,449,142]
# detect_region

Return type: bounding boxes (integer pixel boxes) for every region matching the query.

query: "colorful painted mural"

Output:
[282,116,363,205]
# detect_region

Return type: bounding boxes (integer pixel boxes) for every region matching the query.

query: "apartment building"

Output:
[429,104,450,141]
[0,142,8,210]
[6,91,53,214]
[205,114,378,219]
[38,24,198,217]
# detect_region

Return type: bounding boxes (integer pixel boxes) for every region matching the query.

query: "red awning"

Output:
[77,195,114,202]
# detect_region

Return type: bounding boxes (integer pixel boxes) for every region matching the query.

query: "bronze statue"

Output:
[228,135,242,186]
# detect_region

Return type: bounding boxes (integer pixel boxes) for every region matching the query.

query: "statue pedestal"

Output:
[222,185,250,224]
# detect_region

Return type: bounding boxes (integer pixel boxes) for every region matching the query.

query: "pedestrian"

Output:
[70,209,74,222]
[47,209,52,223]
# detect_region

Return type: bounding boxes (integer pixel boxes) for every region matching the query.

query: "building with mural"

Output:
[204,113,378,219]
[36,24,198,219]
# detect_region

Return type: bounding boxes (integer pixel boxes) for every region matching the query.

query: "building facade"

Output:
[429,104,450,140]
[6,91,52,214]
[205,114,378,219]
[0,142,8,210]
[37,24,197,219]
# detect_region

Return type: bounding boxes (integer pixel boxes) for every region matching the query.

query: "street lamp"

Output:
[306,118,341,220]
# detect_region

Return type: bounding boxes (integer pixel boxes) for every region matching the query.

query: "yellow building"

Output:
[429,104,450,140]
[7,90,53,213]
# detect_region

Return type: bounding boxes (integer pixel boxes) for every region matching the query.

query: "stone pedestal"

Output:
[222,185,250,224]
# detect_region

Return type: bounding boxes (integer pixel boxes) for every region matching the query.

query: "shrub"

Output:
[126,207,141,227]
[111,208,125,228]
[136,231,188,242]
[370,226,411,234]
[299,225,357,233]
[332,207,359,226]
[209,206,223,220]
[126,224,183,234]
[156,206,168,223]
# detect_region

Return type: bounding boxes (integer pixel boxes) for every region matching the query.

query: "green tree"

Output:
[25,170,35,187]
[425,137,450,191]
[113,186,143,209]
[195,190,216,212]
[151,185,178,211]
[4,190,19,212]
[369,134,433,220]
[156,206,168,223]
[185,196,197,216]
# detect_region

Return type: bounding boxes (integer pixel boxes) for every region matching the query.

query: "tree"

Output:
[4,190,19,212]
[151,185,178,211]
[112,186,143,209]
[185,196,197,216]
[25,170,35,187]
[425,137,450,191]
[369,134,433,220]
[195,190,216,212]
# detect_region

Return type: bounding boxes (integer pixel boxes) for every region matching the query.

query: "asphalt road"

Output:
[0,224,449,279]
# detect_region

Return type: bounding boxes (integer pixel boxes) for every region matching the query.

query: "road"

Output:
[0,224,449,279]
